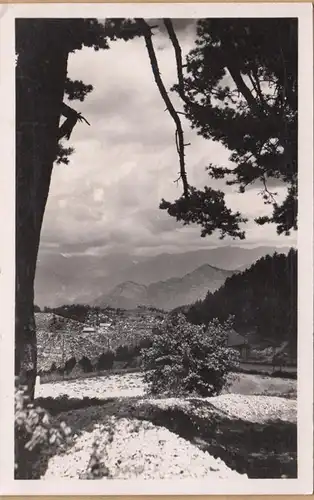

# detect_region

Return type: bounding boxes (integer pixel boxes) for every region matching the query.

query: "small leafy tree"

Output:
[49,314,65,332]
[138,337,153,351]
[115,345,131,362]
[50,362,57,373]
[79,355,93,373]
[142,313,239,397]
[97,350,115,371]
[64,356,76,375]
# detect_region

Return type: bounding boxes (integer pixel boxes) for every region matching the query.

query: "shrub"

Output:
[142,313,240,397]
[115,344,141,366]
[57,366,65,375]
[50,362,57,373]
[49,314,65,331]
[97,350,115,371]
[15,379,71,479]
[138,337,153,351]
[79,355,93,373]
[128,344,140,358]
[64,356,77,374]
[115,345,131,362]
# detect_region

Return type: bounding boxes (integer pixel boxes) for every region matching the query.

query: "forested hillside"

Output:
[186,250,297,358]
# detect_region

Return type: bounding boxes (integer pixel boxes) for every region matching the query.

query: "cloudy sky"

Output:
[40,19,296,260]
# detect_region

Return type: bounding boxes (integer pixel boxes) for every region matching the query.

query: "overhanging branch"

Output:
[163,19,186,102]
[139,19,189,198]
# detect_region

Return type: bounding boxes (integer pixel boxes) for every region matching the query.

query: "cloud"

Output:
[40,19,296,261]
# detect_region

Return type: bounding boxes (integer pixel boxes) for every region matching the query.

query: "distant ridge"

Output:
[35,245,293,308]
[94,263,235,311]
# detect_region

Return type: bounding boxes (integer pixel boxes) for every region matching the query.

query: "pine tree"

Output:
[161,18,297,238]
[186,250,297,358]
[15,18,140,397]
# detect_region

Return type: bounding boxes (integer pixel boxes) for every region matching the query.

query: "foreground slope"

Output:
[36,372,296,479]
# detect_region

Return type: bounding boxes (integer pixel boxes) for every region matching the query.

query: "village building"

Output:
[99,322,111,329]
[82,326,96,337]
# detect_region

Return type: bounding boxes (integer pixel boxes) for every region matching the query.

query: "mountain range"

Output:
[93,264,235,311]
[35,245,293,308]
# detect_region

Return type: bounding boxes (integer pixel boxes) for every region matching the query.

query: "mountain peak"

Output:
[94,262,235,311]
[36,245,293,308]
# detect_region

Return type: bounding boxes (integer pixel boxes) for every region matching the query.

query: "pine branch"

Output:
[251,66,267,110]
[139,19,189,198]
[226,61,265,118]
[164,18,264,123]
[58,103,90,141]
[261,174,278,204]
[163,19,186,102]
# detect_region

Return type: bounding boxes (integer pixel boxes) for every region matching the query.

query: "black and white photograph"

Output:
[0,2,313,495]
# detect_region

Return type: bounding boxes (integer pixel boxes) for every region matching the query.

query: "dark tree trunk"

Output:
[15,20,69,398]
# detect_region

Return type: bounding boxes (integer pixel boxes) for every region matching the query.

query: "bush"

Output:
[79,355,93,373]
[49,314,66,331]
[15,379,71,479]
[142,313,239,397]
[64,356,76,375]
[128,344,141,358]
[115,344,141,366]
[50,362,57,373]
[97,350,115,371]
[115,345,131,362]
[138,337,153,351]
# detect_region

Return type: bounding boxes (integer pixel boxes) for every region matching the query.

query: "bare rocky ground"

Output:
[35,372,297,480]
[43,416,248,480]
[36,372,146,400]
[35,371,296,400]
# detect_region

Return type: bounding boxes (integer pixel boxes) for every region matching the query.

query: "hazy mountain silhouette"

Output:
[94,264,236,310]
[35,245,292,308]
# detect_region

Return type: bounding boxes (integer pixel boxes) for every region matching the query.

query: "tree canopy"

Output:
[160,18,297,239]
[186,249,297,357]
